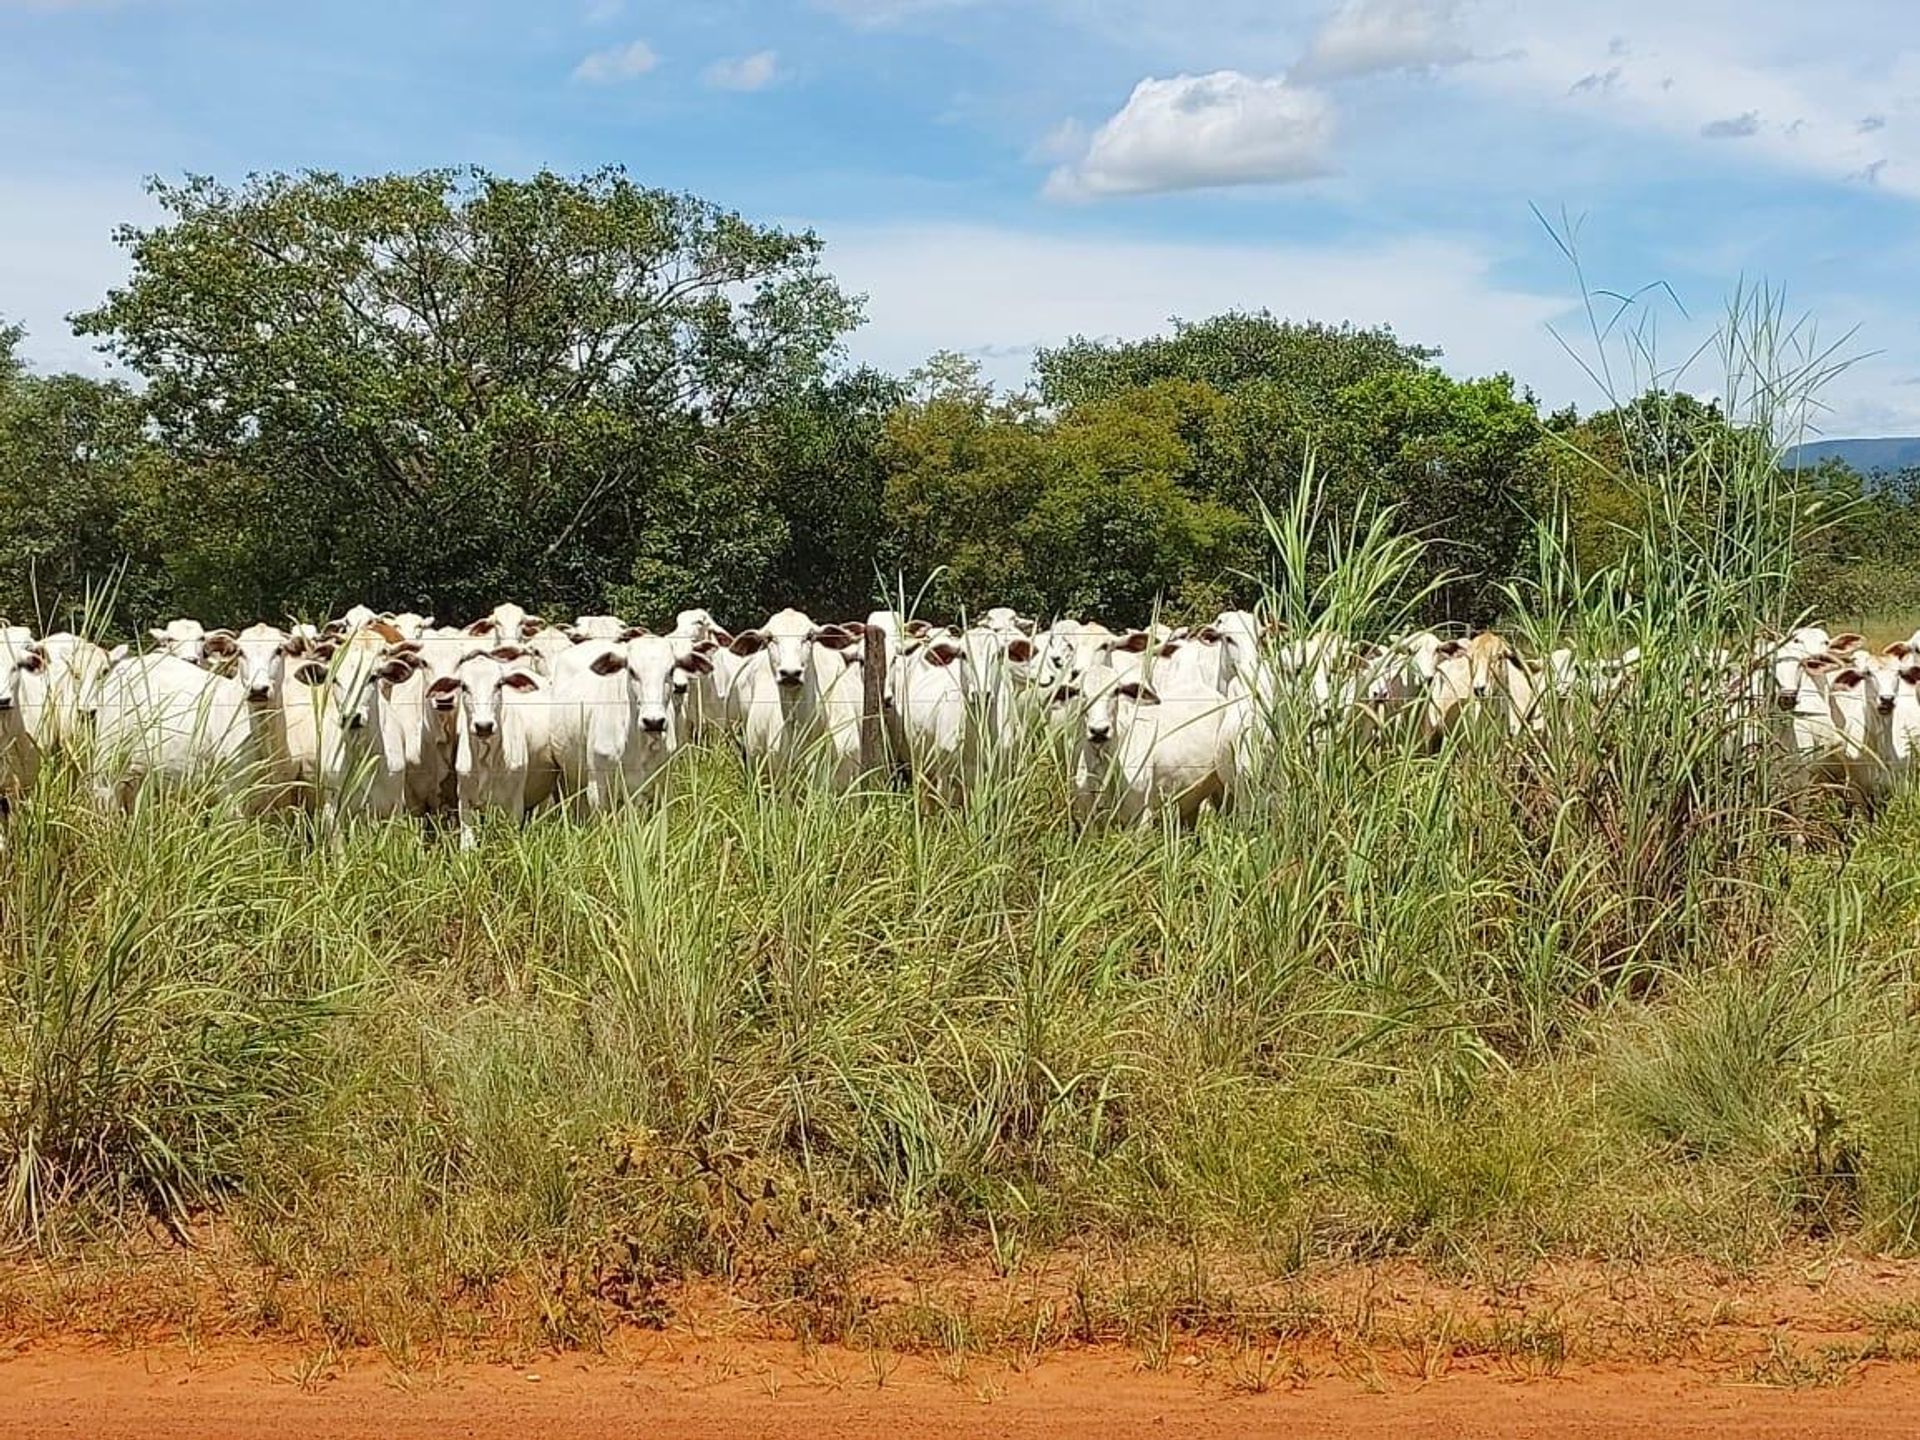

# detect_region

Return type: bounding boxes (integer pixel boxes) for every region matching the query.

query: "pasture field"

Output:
[10,314,1920,1419]
[7,685,1920,1367]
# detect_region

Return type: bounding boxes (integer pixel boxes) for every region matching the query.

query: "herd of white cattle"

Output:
[0,605,1910,841]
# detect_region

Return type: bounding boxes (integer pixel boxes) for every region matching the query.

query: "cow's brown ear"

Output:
[676,650,715,676]
[1005,637,1035,663]
[293,661,331,687]
[729,630,767,657]
[922,641,965,668]
[1113,630,1151,654]
[811,625,861,651]
[501,669,541,692]
[589,649,627,676]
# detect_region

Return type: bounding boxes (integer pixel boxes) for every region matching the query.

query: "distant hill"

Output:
[1783,437,1920,477]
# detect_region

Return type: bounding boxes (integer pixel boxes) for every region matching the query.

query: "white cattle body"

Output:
[149,617,218,666]
[1034,620,1114,692]
[726,609,865,789]
[89,654,254,811]
[36,633,113,757]
[0,633,50,800]
[1421,632,1537,740]
[1073,655,1234,827]
[667,610,733,741]
[300,634,425,819]
[567,615,634,643]
[1746,629,1854,783]
[1806,647,1920,810]
[227,623,321,811]
[464,602,547,648]
[523,626,576,675]
[329,605,380,636]
[391,628,480,813]
[980,606,1037,638]
[672,609,720,645]
[894,636,973,798]
[548,636,711,812]
[429,650,557,847]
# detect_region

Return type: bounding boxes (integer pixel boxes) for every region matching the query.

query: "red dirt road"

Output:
[6,1340,1920,1439]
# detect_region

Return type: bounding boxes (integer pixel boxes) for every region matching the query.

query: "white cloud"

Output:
[1047,71,1335,199]
[825,220,1576,394]
[1297,0,1471,80]
[822,220,1920,435]
[704,50,779,92]
[572,39,657,85]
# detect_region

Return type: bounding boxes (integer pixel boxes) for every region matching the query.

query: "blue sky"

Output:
[2,0,1915,435]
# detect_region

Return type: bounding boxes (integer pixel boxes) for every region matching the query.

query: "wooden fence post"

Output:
[860,624,888,778]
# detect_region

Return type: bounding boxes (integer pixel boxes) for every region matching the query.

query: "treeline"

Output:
[0,165,1910,636]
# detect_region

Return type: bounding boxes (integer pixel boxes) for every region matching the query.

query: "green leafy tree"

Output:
[0,322,166,633]
[1034,311,1431,410]
[74,167,862,624]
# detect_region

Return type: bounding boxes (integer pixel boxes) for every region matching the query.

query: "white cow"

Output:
[394,627,485,813]
[328,605,380,637]
[523,626,577,675]
[149,617,220,666]
[464,602,547,648]
[300,633,425,819]
[428,649,557,847]
[668,610,735,741]
[893,634,973,799]
[980,606,1037,638]
[567,614,634,643]
[548,636,711,812]
[36,633,115,757]
[726,609,866,789]
[89,654,253,811]
[385,612,435,643]
[1805,646,1920,811]
[0,632,50,801]
[1073,653,1233,827]
[226,623,321,811]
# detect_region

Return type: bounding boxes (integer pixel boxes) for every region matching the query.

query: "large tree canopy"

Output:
[0,168,1895,636]
[74,167,861,622]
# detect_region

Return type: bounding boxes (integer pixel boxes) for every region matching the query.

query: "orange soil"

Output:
[10,1249,1920,1436]
[6,1337,1920,1439]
